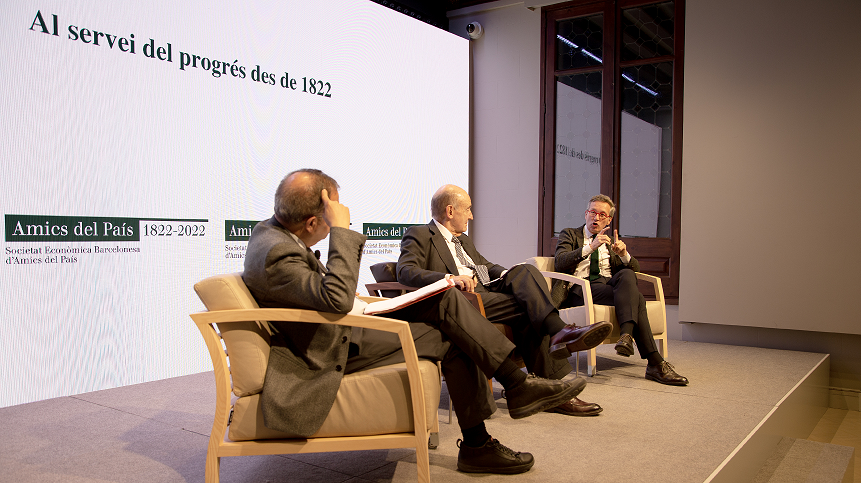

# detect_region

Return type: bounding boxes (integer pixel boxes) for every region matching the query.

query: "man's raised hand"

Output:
[590,226,612,250]
[321,189,350,229]
[611,229,627,256]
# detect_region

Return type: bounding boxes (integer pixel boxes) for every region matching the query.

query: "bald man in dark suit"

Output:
[397,184,613,416]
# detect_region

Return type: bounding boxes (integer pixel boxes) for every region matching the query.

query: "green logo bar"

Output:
[362,223,421,240]
[5,215,140,242]
[225,220,260,241]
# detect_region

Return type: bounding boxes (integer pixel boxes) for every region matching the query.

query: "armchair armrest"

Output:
[538,271,596,326]
[365,281,419,297]
[634,272,665,304]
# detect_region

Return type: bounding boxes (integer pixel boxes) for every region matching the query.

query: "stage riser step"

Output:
[752,437,854,483]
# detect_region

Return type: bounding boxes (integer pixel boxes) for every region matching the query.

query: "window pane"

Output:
[621,2,674,62]
[618,63,673,238]
[556,15,604,70]
[554,74,602,235]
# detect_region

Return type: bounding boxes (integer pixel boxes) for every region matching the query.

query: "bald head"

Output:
[431,185,468,220]
[274,169,339,228]
[431,184,473,235]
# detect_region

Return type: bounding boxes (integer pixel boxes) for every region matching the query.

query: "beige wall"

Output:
[448,1,544,268]
[680,0,861,335]
[451,0,861,391]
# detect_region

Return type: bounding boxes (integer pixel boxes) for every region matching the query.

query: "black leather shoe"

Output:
[615,333,634,357]
[544,397,602,416]
[549,321,612,359]
[506,374,586,419]
[646,361,689,386]
[457,438,534,474]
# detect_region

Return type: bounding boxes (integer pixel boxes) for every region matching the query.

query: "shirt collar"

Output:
[433,219,455,243]
[284,229,307,251]
[583,224,597,239]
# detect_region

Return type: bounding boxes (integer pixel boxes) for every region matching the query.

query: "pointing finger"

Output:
[614,229,618,242]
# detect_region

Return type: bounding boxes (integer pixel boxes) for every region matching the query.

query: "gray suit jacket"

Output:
[396,221,506,287]
[243,218,366,437]
[551,225,641,307]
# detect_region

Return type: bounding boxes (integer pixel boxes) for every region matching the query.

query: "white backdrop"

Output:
[0,0,469,407]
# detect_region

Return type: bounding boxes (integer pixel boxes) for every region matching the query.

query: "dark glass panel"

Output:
[556,14,604,70]
[621,2,674,62]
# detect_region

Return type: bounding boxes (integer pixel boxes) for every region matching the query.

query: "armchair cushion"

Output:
[230,360,441,441]
[194,273,271,397]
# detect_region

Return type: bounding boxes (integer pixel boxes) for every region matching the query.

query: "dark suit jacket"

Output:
[551,225,641,307]
[243,218,366,437]
[396,220,505,287]
[397,220,571,379]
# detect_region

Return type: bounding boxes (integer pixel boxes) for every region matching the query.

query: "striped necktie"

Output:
[452,236,490,285]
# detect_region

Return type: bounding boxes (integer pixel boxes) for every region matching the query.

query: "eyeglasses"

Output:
[585,210,611,221]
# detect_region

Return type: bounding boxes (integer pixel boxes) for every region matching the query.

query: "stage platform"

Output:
[0,340,835,482]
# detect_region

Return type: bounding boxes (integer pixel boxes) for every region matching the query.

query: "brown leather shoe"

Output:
[505,375,586,419]
[544,397,602,416]
[615,333,634,357]
[646,361,689,386]
[549,321,613,359]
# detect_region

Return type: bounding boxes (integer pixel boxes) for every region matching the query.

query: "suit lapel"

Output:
[428,221,460,275]
[458,233,483,266]
[574,225,586,249]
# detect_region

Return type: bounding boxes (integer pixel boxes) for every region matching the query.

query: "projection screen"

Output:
[1,0,468,407]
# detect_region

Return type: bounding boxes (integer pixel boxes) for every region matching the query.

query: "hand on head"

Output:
[321,188,350,229]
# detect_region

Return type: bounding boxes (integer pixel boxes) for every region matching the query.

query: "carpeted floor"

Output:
[0,341,834,482]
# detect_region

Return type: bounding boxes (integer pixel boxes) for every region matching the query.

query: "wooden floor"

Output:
[808,408,861,482]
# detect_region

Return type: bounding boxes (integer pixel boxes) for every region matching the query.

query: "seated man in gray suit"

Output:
[553,194,688,386]
[397,184,612,417]
[243,169,587,475]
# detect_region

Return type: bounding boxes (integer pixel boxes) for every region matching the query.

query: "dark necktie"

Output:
[452,236,490,285]
[588,235,601,281]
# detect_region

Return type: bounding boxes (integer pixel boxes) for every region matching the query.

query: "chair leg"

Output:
[205,451,220,483]
[428,432,439,449]
[587,348,598,376]
[659,335,669,359]
[448,394,452,424]
[416,435,431,483]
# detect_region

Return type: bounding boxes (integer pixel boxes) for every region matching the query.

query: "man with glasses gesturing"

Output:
[551,195,689,386]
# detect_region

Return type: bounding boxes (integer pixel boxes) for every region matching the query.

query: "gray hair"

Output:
[589,194,616,218]
[274,169,339,226]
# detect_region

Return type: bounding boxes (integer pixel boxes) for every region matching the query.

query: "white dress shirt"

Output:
[572,226,632,279]
[432,219,480,279]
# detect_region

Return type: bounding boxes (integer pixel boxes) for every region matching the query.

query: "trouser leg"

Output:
[595,269,658,358]
[345,320,497,430]
[481,264,557,331]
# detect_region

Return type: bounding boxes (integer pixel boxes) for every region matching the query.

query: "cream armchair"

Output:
[192,273,441,483]
[524,257,668,376]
